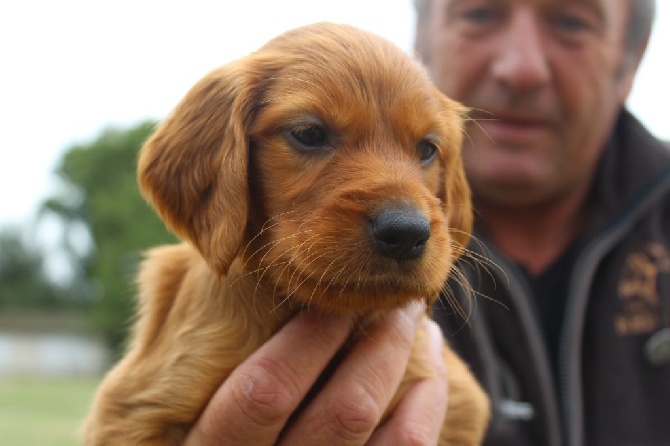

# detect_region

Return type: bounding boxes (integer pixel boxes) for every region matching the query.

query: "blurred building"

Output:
[0,312,109,377]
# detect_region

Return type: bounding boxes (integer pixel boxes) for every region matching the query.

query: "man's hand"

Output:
[183,303,448,445]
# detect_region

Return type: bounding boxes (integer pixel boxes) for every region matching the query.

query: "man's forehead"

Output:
[439,0,629,31]
[441,0,624,12]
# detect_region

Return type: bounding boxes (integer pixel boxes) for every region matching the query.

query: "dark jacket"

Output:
[435,109,670,446]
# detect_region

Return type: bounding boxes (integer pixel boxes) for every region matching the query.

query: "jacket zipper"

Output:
[481,245,564,446]
[559,169,670,446]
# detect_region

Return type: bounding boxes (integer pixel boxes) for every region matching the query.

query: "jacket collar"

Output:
[584,108,670,240]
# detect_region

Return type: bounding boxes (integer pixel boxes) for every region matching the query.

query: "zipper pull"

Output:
[644,327,670,366]
[499,399,535,421]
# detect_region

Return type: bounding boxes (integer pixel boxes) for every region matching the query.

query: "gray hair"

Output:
[626,0,656,56]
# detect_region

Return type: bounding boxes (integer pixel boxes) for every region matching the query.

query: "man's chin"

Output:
[470,178,552,208]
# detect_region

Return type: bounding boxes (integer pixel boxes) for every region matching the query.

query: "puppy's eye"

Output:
[417,139,438,164]
[290,125,328,148]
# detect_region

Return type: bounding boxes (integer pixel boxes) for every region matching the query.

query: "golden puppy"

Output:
[83,22,489,445]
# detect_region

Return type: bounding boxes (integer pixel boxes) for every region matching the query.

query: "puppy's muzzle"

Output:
[372,205,430,261]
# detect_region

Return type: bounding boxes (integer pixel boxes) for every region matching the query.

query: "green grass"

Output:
[0,378,99,446]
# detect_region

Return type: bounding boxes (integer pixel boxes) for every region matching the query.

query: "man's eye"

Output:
[462,7,496,24]
[453,3,502,34]
[556,13,589,33]
[551,6,600,40]
[290,125,328,147]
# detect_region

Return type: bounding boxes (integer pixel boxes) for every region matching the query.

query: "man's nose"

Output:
[491,8,550,91]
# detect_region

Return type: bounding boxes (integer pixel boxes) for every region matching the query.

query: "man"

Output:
[185,0,669,444]
[414,0,670,444]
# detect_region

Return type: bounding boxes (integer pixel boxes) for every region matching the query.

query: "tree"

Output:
[0,226,65,309]
[42,121,176,355]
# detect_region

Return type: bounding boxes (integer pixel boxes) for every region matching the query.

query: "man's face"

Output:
[417,0,636,207]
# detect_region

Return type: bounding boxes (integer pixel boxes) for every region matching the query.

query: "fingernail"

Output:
[406,300,427,320]
[425,318,444,355]
[424,318,449,378]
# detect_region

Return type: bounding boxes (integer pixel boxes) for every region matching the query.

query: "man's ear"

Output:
[137,60,253,276]
[618,31,652,102]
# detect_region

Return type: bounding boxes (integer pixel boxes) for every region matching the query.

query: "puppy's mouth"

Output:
[276,264,438,314]
[266,230,450,314]
[249,201,453,313]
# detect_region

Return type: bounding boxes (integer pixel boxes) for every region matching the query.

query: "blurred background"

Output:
[1,1,668,444]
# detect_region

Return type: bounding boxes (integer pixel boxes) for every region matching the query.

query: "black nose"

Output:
[372,206,431,261]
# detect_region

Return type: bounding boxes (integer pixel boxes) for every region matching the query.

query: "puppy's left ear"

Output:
[138,60,253,275]
[439,95,473,259]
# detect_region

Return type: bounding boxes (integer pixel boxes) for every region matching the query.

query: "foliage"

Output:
[42,121,176,355]
[0,226,68,309]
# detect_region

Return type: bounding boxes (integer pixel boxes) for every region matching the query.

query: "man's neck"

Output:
[475,191,589,276]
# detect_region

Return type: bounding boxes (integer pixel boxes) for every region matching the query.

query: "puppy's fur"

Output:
[83,23,489,445]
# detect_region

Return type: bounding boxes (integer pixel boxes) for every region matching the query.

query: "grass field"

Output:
[0,378,99,446]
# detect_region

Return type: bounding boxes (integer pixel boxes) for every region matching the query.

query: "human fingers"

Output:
[367,318,449,446]
[183,310,354,446]
[278,301,425,446]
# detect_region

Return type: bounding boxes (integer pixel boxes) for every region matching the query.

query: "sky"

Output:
[1,0,669,230]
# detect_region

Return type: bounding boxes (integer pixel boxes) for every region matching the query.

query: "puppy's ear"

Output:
[439,95,473,259]
[138,61,252,275]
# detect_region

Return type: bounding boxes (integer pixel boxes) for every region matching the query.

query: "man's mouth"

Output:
[472,112,551,144]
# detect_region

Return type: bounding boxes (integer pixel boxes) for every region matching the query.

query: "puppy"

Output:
[83,23,489,445]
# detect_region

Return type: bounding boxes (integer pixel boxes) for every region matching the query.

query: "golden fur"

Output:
[83,23,489,445]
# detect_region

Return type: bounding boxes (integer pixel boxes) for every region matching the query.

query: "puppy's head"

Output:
[138,23,471,313]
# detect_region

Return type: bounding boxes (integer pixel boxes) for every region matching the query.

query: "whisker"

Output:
[272,251,330,313]
[444,268,472,322]
[239,211,323,271]
[239,210,296,260]
[461,112,497,145]
[448,238,510,312]
[248,231,319,305]
[276,234,322,297]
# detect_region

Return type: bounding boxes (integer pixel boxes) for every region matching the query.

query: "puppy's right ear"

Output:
[138,61,252,276]
[437,93,473,261]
